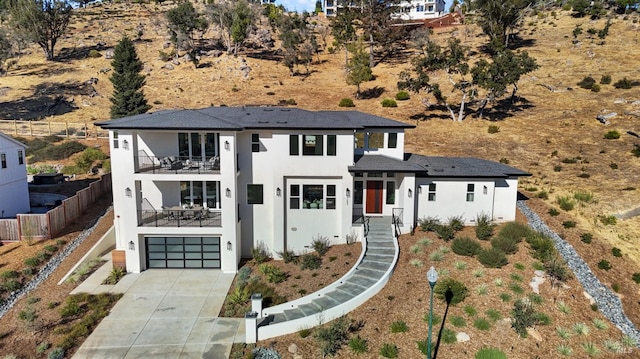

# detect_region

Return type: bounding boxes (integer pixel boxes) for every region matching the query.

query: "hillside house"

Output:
[97,107,529,274]
[323,0,445,19]
[0,132,30,218]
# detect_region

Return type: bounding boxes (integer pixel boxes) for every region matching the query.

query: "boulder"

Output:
[456,332,470,342]
[526,327,543,342]
[163,63,174,70]
[288,343,298,354]
[583,291,596,305]
[104,49,114,59]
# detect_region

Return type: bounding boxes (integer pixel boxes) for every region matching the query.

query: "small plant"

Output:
[103,266,125,285]
[418,237,432,247]
[612,283,620,292]
[390,320,408,333]
[314,317,350,356]
[258,264,287,284]
[580,232,593,244]
[581,342,600,356]
[494,278,504,287]
[600,74,612,84]
[528,294,544,305]
[349,335,368,353]
[395,91,410,101]
[300,254,322,270]
[410,259,423,267]
[604,340,623,353]
[604,130,621,139]
[556,195,575,211]
[475,213,495,240]
[478,248,508,268]
[311,235,331,256]
[577,76,596,89]
[557,344,573,356]
[409,244,422,254]
[251,242,270,264]
[0,270,19,279]
[573,322,590,336]
[536,312,552,325]
[597,260,612,271]
[511,299,537,337]
[557,301,570,314]
[612,247,622,257]
[442,328,457,344]
[632,272,640,284]
[499,293,511,302]
[556,326,571,339]
[486,309,501,321]
[514,262,526,271]
[591,303,598,311]
[48,347,65,359]
[450,315,466,327]
[339,98,355,107]
[599,215,617,225]
[451,237,481,257]
[622,335,637,347]
[87,49,102,58]
[453,261,467,270]
[472,269,484,278]
[276,248,297,263]
[429,250,444,262]
[474,317,491,331]
[18,306,37,322]
[464,305,478,317]
[510,273,523,282]
[491,236,519,255]
[379,343,398,358]
[537,190,549,199]
[591,83,601,92]
[434,277,469,305]
[298,328,312,338]
[592,318,608,330]
[487,124,500,134]
[610,162,618,169]
[435,224,455,241]
[24,257,41,268]
[562,220,576,229]
[475,347,507,359]
[475,283,488,295]
[614,77,634,89]
[548,208,560,216]
[381,99,398,108]
[508,282,524,295]
[574,190,593,203]
[36,341,49,354]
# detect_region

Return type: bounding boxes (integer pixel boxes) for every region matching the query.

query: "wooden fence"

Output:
[0,120,109,139]
[0,173,112,242]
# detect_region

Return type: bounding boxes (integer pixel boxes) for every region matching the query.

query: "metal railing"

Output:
[135,155,220,174]
[139,209,222,227]
[392,208,403,238]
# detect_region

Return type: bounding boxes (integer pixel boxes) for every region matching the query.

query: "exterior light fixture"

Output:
[276,187,281,196]
[123,139,129,150]
[426,266,439,359]
[125,187,132,197]
[408,188,413,198]
[224,141,230,150]
[128,240,135,251]
[226,188,231,197]
[227,241,232,251]
[418,186,422,194]
[346,188,351,197]
[483,186,488,195]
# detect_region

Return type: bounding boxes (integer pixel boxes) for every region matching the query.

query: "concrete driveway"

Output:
[72,264,244,359]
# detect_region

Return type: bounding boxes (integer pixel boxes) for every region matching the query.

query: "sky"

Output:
[278,0,455,13]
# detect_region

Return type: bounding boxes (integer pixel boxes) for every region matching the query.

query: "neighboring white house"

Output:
[97,107,529,274]
[323,0,445,19]
[0,132,30,218]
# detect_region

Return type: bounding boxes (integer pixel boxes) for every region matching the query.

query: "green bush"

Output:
[591,84,601,92]
[2,279,22,292]
[390,320,408,333]
[632,273,640,284]
[381,99,398,108]
[491,236,519,255]
[24,257,41,267]
[59,301,81,318]
[31,141,87,162]
[451,237,481,257]
[450,315,466,327]
[48,347,65,359]
[580,232,593,244]
[487,124,500,134]
[258,263,287,283]
[526,233,556,262]
[497,222,531,242]
[545,258,571,283]
[475,347,507,359]
[612,247,622,257]
[349,335,368,353]
[87,49,102,58]
[442,328,457,343]
[379,343,399,358]
[300,253,322,270]
[478,248,508,268]
[548,208,560,216]
[419,217,440,232]
[475,214,494,240]
[600,74,612,84]
[339,98,355,107]
[556,195,575,211]
[474,317,491,331]
[604,130,621,139]
[251,242,270,264]
[314,317,350,356]
[435,224,455,241]
[600,215,617,225]
[276,248,297,263]
[448,216,464,231]
[311,235,331,256]
[395,91,410,101]
[597,260,612,270]
[577,76,596,89]
[511,299,537,337]
[614,77,634,89]
[574,190,593,203]
[0,270,19,279]
[562,221,576,229]
[434,277,468,305]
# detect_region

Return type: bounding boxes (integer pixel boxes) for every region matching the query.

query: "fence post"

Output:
[84,121,88,139]
[65,121,69,138]
[14,120,17,136]
[48,120,51,136]
[245,312,258,344]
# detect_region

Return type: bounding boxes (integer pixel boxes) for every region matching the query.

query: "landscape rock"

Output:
[596,112,616,125]
[529,275,545,294]
[583,291,596,305]
[172,59,180,65]
[632,100,640,106]
[456,332,470,342]
[183,53,191,63]
[288,343,298,354]
[534,270,545,277]
[163,41,171,49]
[614,98,627,104]
[104,49,114,59]
[207,49,223,57]
[0,87,10,96]
[163,64,174,70]
[526,327,542,342]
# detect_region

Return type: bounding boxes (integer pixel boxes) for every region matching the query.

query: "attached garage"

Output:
[145,236,221,269]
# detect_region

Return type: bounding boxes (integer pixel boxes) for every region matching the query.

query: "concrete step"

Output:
[299,302,323,316]
[348,274,378,288]
[364,254,394,264]
[325,289,356,303]
[353,267,385,280]
[336,282,367,296]
[283,308,305,321]
[270,313,287,324]
[366,247,395,256]
[358,261,391,272]
[367,241,395,249]
[313,295,341,310]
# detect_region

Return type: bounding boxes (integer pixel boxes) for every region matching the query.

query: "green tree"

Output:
[166,1,208,67]
[314,0,322,14]
[278,13,315,75]
[473,0,536,50]
[9,0,72,60]
[208,0,255,55]
[355,0,405,68]
[0,30,13,75]
[346,39,373,98]
[230,0,254,55]
[109,36,151,119]
[331,8,357,69]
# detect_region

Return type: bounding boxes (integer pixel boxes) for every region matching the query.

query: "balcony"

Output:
[139,207,222,227]
[136,155,220,174]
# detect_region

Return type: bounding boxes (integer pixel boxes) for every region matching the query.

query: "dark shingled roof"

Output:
[406,154,531,178]
[349,154,426,173]
[96,107,415,131]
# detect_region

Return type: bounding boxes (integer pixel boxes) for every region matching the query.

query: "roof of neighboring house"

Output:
[349,154,426,173]
[406,154,531,178]
[96,107,415,131]
[0,131,28,149]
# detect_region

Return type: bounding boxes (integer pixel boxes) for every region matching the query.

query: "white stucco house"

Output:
[323,0,445,19]
[97,107,529,274]
[0,132,30,218]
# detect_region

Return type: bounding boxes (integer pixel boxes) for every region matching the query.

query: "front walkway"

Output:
[72,260,243,359]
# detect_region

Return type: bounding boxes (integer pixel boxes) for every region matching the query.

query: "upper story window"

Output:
[416,4,425,11]
[303,135,323,155]
[327,135,336,156]
[18,150,23,165]
[466,184,475,202]
[251,134,260,152]
[1,153,6,168]
[247,184,263,204]
[386,181,395,204]
[289,135,299,155]
[113,131,119,149]
[428,5,434,11]
[355,132,365,149]
[368,133,384,149]
[428,183,436,201]
[388,133,398,148]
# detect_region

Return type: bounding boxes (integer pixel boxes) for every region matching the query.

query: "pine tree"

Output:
[109,36,151,119]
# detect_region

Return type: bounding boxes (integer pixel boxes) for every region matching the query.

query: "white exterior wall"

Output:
[492,178,520,223]
[0,134,29,218]
[395,0,446,20]
[416,178,497,225]
[355,131,405,160]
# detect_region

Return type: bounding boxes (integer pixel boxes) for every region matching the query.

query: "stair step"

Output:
[283,308,305,321]
[348,274,378,287]
[353,267,386,280]
[313,295,341,310]
[358,261,391,272]
[367,242,394,249]
[299,302,323,316]
[364,254,394,263]
[325,289,356,303]
[336,282,367,296]
[270,313,287,324]
[367,247,395,256]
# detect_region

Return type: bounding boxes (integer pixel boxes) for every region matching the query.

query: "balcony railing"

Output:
[139,208,222,227]
[136,155,220,174]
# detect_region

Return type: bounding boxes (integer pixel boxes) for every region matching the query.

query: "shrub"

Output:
[597,260,612,270]
[434,277,468,305]
[48,348,65,359]
[314,317,350,356]
[537,190,548,199]
[0,270,19,279]
[276,248,297,263]
[43,245,58,253]
[379,343,398,358]
[491,236,519,255]
[614,77,633,89]
[59,301,81,318]
[36,341,49,354]
[562,221,576,229]
[475,214,494,240]
[556,195,575,211]
[258,264,287,284]
[474,317,491,331]
[251,242,270,264]
[591,84,601,92]
[574,190,593,202]
[580,232,593,244]
[395,91,410,101]
[604,130,621,139]
[103,266,125,285]
[475,347,507,359]
[339,98,355,107]
[548,208,560,216]
[442,328,457,343]
[526,234,556,262]
[577,76,596,89]
[87,49,102,58]
[486,309,501,321]
[381,99,398,108]
[536,312,552,325]
[511,299,537,337]
[24,257,41,267]
[600,74,612,84]
[419,217,440,232]
[478,248,508,268]
[31,141,86,162]
[349,335,368,353]
[632,273,640,283]
[390,320,408,333]
[600,215,617,225]
[487,124,500,134]
[252,347,282,359]
[612,247,622,257]
[435,224,455,241]
[545,258,571,283]
[498,222,531,242]
[448,215,464,231]
[300,253,322,270]
[311,235,331,256]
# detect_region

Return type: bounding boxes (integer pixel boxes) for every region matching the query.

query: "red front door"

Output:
[366,181,383,214]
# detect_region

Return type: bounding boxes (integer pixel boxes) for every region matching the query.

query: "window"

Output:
[247,184,263,204]
[18,150,23,165]
[388,133,397,148]
[368,172,383,177]
[113,131,119,149]
[466,184,475,202]
[290,184,300,209]
[303,184,323,209]
[428,5,434,11]
[1,153,5,168]
[386,172,395,177]
[326,185,336,209]
[416,4,425,11]
[327,135,336,156]
[368,133,384,149]
[289,135,299,155]
[354,181,363,205]
[303,135,323,155]
[428,183,436,201]
[355,132,365,149]
[251,134,260,152]
[386,182,395,204]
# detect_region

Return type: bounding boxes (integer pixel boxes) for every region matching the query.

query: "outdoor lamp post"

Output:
[427,266,439,359]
